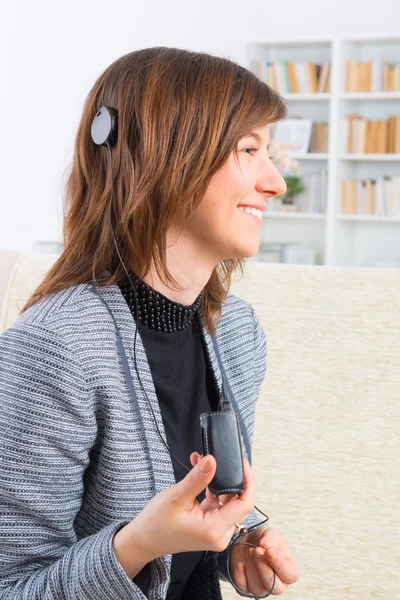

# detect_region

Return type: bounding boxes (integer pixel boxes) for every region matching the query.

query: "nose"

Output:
[256,162,287,199]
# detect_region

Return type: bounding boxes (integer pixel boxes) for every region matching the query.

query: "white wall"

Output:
[1,0,399,253]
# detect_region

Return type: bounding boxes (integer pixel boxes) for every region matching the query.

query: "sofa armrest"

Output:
[0,250,21,331]
[0,251,60,333]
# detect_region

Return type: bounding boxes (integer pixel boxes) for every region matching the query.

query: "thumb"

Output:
[177,455,216,499]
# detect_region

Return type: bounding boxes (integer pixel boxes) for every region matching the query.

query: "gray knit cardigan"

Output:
[0,278,266,599]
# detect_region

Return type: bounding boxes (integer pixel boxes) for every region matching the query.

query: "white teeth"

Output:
[238,206,263,219]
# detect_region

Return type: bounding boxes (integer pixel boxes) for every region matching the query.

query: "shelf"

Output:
[251,37,333,45]
[340,32,400,42]
[281,93,331,101]
[337,215,400,223]
[264,211,326,220]
[339,154,400,161]
[291,153,328,160]
[247,33,400,268]
[341,92,400,100]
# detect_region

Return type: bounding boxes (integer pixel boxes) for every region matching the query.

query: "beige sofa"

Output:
[1,249,399,600]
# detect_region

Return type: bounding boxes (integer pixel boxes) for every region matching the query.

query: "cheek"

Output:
[191,197,240,235]
[187,202,225,237]
[203,174,250,217]
[187,157,253,234]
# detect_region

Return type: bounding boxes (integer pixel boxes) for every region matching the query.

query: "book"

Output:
[273,118,313,156]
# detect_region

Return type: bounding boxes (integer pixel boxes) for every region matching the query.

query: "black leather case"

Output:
[200,410,245,497]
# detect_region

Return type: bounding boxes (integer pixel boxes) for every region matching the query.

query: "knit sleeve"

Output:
[250,303,267,398]
[0,322,150,599]
[216,303,267,583]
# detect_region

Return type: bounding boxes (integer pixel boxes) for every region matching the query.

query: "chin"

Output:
[228,239,260,260]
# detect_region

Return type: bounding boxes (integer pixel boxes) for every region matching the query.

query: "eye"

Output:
[243,147,259,155]
[243,147,275,161]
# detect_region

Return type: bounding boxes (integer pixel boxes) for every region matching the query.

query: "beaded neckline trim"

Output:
[118,272,203,334]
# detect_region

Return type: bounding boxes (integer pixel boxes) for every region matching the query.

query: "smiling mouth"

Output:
[237,206,263,221]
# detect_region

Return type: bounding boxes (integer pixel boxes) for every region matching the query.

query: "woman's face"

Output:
[185,124,287,262]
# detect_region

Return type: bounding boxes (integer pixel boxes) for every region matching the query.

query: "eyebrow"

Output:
[243,132,270,149]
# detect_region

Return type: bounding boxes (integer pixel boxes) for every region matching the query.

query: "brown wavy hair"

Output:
[21,46,287,334]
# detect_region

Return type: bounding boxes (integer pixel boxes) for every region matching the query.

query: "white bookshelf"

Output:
[246,33,400,268]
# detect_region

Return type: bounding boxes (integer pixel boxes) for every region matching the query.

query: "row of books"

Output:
[250,61,331,94]
[345,114,400,154]
[341,177,400,216]
[346,60,400,93]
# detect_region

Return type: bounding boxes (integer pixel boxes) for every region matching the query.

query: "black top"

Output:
[118,273,220,599]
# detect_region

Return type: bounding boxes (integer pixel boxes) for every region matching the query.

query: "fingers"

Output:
[232,550,274,598]
[245,549,266,597]
[189,452,255,533]
[191,453,214,502]
[191,453,238,511]
[189,453,236,513]
[234,548,281,597]
[257,530,301,585]
[190,452,200,467]
[213,457,255,523]
[250,550,286,595]
[216,492,239,505]
[199,495,220,513]
[232,562,248,595]
[257,545,300,588]
[209,454,254,508]
[176,455,217,500]
[191,452,254,506]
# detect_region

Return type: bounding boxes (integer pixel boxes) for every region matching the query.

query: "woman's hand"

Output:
[190,452,300,595]
[117,452,256,573]
[229,526,301,596]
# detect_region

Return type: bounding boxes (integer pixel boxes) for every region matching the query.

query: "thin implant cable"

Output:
[106,142,191,475]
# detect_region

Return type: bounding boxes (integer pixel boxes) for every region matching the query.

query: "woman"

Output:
[0,47,300,599]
